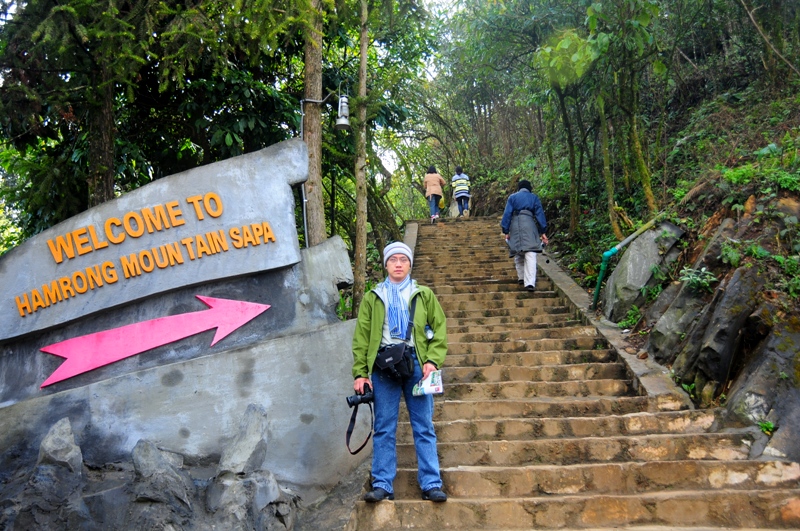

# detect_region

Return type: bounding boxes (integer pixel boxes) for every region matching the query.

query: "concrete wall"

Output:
[0,238,367,497]
[0,140,371,501]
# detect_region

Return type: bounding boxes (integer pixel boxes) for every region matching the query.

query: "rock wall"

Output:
[602,206,800,461]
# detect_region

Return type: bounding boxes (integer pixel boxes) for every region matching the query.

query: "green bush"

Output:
[679,266,718,293]
[618,305,642,329]
[719,241,742,268]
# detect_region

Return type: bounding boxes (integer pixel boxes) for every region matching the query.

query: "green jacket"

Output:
[352,280,448,379]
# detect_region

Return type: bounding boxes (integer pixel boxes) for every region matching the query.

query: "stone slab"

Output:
[0,139,307,341]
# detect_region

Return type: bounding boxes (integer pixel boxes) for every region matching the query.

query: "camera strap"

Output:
[345,402,373,455]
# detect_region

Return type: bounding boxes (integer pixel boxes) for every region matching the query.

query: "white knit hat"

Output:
[383,242,413,267]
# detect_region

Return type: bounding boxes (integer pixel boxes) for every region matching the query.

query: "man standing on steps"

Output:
[351,242,449,503]
[501,179,549,292]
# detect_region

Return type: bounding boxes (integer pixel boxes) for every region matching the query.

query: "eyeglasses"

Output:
[387,256,410,264]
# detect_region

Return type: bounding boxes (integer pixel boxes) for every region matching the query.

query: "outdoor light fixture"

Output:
[335,95,350,130]
[298,86,351,138]
[298,83,351,249]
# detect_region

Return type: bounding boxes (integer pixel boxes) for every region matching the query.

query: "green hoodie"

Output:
[352,279,447,379]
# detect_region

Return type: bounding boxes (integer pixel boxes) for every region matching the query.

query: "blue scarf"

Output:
[384,275,412,339]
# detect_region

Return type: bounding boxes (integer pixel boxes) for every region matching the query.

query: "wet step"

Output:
[398,409,725,443]
[392,459,800,498]
[397,431,754,468]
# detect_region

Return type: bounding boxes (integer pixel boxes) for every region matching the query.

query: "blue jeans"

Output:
[428,195,441,217]
[371,356,442,493]
[456,196,469,215]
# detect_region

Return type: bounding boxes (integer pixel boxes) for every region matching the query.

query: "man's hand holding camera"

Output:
[354,376,371,395]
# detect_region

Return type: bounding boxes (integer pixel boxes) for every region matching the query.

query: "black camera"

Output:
[346,383,373,408]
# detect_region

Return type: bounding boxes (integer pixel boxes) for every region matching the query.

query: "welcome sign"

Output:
[0,139,308,342]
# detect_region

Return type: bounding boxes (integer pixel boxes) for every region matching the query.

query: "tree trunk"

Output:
[555,86,578,236]
[612,115,631,192]
[628,114,657,214]
[303,0,327,246]
[545,117,557,186]
[600,99,624,240]
[351,0,369,318]
[88,66,116,207]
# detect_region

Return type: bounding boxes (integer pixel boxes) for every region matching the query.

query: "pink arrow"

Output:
[40,296,270,388]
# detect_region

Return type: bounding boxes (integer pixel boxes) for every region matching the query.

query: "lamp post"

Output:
[299,88,351,247]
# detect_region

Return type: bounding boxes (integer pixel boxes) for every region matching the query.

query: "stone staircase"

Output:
[348,216,800,530]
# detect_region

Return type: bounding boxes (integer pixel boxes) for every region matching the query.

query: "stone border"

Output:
[538,251,693,412]
[403,222,419,255]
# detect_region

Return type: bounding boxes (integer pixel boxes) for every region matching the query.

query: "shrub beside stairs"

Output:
[347,216,800,530]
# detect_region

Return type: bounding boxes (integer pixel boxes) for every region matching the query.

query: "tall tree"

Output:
[351,0,369,316]
[1,0,310,237]
[304,0,327,246]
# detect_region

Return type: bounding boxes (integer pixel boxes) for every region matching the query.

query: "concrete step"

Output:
[442,379,632,400]
[350,489,800,529]
[437,290,557,303]
[445,349,618,368]
[434,282,550,295]
[448,325,601,344]
[397,431,754,468]
[423,396,650,422]
[448,318,584,334]
[399,409,724,443]
[447,305,573,319]
[391,460,800,498]
[439,297,561,312]
[444,362,628,383]
[415,272,520,283]
[448,337,609,355]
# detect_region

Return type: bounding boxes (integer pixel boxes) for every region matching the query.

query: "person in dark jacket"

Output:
[500,180,549,291]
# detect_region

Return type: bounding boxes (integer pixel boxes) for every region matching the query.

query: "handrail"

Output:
[591,213,665,311]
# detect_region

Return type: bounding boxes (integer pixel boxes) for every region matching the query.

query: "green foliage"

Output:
[650,264,667,282]
[721,164,757,185]
[719,240,742,268]
[777,214,800,253]
[773,255,800,298]
[618,305,642,329]
[758,420,776,436]
[640,284,663,303]
[681,382,696,399]
[746,244,772,260]
[679,266,718,293]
